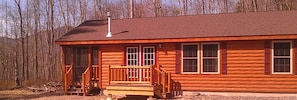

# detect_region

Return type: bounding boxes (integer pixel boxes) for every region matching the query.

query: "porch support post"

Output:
[61,46,66,92]
[88,46,92,78]
[98,46,102,88]
[139,44,142,82]
[70,47,74,85]
[71,47,74,68]
[150,65,153,85]
[157,65,161,85]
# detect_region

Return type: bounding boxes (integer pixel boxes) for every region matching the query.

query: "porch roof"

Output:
[56,11,297,44]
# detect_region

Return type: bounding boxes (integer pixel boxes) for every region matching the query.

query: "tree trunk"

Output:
[14,0,25,83]
[33,0,40,80]
[252,0,258,12]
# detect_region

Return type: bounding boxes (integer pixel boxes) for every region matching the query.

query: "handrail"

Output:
[109,65,152,84]
[154,65,171,94]
[107,65,172,94]
[64,65,73,92]
[110,66,151,69]
[91,65,99,80]
[82,66,91,94]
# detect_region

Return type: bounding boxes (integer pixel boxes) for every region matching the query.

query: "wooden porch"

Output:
[64,64,100,95]
[106,65,172,99]
[62,46,101,95]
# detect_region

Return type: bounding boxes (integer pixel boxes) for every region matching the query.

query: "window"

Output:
[126,47,138,78]
[92,47,98,65]
[65,47,71,65]
[272,41,292,74]
[74,47,88,67]
[143,47,155,78]
[182,44,199,73]
[126,47,138,66]
[143,47,155,66]
[202,43,219,73]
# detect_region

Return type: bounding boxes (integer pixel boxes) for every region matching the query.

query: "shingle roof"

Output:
[56,11,297,42]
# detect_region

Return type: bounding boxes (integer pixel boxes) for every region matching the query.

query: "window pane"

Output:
[203,44,218,57]
[127,47,138,66]
[65,47,71,65]
[81,48,88,66]
[203,59,218,72]
[183,45,197,57]
[274,42,290,56]
[143,47,155,66]
[183,59,198,72]
[92,47,98,65]
[274,58,290,72]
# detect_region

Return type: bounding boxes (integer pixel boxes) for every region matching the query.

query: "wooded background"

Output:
[0,0,296,90]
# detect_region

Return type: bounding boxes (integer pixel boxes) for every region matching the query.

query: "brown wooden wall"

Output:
[101,44,124,88]
[160,41,297,93]
[99,41,297,93]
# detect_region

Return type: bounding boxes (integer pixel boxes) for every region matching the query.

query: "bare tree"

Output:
[32,0,40,80]
[14,0,25,85]
[252,0,258,12]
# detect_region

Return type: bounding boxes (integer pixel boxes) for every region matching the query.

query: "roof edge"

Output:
[55,34,297,45]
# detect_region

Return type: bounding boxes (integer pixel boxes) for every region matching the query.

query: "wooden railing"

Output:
[108,65,172,94]
[92,65,99,80]
[154,65,171,94]
[64,65,73,92]
[109,65,153,84]
[82,66,91,94]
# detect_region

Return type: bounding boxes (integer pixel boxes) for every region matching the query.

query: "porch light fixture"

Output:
[159,43,162,48]
[106,12,112,37]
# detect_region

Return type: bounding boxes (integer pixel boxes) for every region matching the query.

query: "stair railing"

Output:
[154,65,171,94]
[82,66,91,94]
[109,65,152,84]
[64,65,73,92]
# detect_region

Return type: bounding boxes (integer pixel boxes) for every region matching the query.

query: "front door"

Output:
[126,45,156,81]
[73,47,88,83]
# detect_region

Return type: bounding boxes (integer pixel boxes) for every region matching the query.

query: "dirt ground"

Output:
[0,89,147,100]
[0,89,296,100]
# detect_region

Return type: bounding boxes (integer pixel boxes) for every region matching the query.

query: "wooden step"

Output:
[106,84,154,96]
[107,85,154,91]
[66,85,84,95]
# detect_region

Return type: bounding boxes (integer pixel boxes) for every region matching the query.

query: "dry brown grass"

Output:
[0,89,39,99]
[0,81,15,90]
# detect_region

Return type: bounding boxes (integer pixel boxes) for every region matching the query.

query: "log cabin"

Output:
[55,11,297,98]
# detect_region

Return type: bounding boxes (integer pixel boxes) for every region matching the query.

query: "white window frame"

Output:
[181,43,200,74]
[143,46,155,78]
[143,46,155,66]
[201,42,220,74]
[272,41,293,74]
[126,47,139,66]
[126,47,139,78]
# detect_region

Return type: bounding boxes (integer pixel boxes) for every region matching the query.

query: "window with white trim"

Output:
[143,47,155,78]
[143,47,155,66]
[182,44,199,73]
[202,43,219,73]
[272,41,292,73]
[126,47,138,78]
[127,47,138,66]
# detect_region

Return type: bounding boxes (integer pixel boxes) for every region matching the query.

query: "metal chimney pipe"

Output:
[106,12,112,37]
